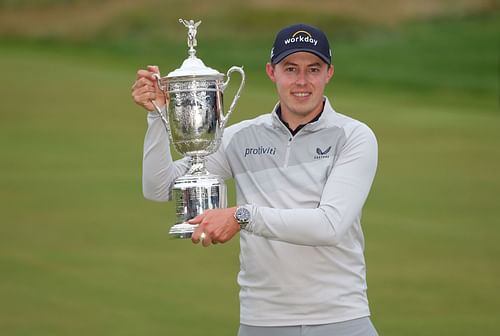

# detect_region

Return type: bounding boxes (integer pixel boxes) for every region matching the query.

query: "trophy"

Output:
[151,19,245,238]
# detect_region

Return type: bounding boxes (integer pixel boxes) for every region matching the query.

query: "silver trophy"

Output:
[151,19,245,238]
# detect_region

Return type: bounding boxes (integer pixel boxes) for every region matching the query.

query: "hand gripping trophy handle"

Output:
[220,66,245,129]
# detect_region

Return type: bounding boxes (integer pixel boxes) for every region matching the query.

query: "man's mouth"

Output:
[292,92,311,97]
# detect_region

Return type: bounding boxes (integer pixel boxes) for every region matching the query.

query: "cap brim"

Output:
[272,48,330,65]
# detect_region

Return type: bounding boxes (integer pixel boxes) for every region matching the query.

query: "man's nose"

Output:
[295,70,307,85]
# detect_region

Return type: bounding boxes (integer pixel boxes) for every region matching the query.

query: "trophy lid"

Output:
[167,55,222,78]
[167,19,223,79]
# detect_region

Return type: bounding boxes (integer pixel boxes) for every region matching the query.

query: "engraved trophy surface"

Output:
[151,19,245,238]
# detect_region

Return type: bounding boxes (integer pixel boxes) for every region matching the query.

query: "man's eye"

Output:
[309,67,320,73]
[285,67,296,72]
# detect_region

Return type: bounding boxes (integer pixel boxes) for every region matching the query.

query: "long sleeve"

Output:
[246,123,378,246]
[142,111,190,202]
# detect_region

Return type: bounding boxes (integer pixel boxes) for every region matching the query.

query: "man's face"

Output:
[266,52,334,126]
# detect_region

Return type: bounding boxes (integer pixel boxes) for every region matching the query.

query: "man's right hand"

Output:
[131,65,167,112]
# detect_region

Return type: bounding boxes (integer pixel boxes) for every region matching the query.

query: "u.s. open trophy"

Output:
[151,19,245,238]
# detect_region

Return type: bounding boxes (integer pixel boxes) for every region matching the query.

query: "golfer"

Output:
[132,23,379,336]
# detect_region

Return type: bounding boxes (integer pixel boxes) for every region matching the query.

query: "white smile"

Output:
[292,92,311,97]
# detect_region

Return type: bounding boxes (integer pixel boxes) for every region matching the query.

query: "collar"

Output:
[273,98,329,136]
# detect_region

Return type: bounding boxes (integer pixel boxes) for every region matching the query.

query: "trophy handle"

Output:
[220,66,245,128]
[151,74,172,138]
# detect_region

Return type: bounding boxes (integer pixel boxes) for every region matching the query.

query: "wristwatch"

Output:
[234,206,251,230]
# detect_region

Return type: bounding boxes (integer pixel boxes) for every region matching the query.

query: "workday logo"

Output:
[271,30,319,60]
[271,30,318,58]
[314,146,332,160]
[284,30,318,47]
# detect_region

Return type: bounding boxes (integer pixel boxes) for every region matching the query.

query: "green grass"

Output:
[1,11,499,336]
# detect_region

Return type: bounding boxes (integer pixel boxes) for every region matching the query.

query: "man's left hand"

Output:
[189,207,240,247]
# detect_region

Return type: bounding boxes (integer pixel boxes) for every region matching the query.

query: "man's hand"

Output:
[131,65,167,111]
[189,207,240,247]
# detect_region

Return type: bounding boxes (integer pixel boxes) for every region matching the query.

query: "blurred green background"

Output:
[1,0,499,335]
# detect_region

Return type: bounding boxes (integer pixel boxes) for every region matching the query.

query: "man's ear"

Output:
[266,63,276,82]
[326,64,334,83]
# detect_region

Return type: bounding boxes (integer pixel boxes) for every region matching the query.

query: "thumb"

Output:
[188,213,204,224]
[147,65,160,75]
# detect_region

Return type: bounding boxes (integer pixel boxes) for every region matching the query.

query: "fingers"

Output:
[191,214,207,246]
[192,229,213,247]
[136,67,159,81]
[202,233,213,247]
[147,65,160,75]
[132,77,155,94]
[131,81,157,110]
[191,230,222,247]
[132,66,166,111]
[189,209,237,247]
[133,80,155,96]
[191,225,204,244]
[191,219,216,247]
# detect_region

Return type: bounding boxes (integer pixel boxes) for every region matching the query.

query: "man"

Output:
[132,23,378,336]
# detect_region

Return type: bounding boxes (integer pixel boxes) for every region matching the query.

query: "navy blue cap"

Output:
[270,23,332,65]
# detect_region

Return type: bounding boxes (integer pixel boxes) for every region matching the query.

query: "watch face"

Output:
[236,207,251,223]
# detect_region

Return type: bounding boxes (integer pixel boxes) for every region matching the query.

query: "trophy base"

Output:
[169,223,199,239]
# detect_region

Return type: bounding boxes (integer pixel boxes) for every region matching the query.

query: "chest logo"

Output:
[244,146,277,157]
[314,146,331,159]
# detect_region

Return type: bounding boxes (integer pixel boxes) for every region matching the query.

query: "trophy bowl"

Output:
[166,74,224,157]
